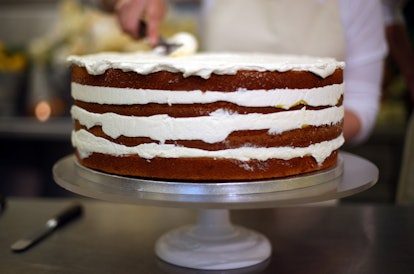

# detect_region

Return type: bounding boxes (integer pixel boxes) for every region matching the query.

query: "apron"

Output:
[201,0,345,61]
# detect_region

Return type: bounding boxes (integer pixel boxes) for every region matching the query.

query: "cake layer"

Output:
[71,104,343,142]
[74,120,343,150]
[75,150,339,181]
[72,67,343,91]
[75,100,342,117]
[73,129,343,163]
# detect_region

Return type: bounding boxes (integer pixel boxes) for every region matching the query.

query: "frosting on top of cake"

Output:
[68,52,345,79]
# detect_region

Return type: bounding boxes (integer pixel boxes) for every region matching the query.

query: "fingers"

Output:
[116,0,144,39]
[146,0,167,46]
[115,0,167,46]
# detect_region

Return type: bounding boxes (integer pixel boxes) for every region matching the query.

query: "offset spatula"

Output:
[11,204,83,253]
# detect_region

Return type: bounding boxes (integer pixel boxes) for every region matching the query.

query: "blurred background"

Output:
[0,0,413,203]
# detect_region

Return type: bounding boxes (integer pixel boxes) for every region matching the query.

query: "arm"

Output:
[340,0,388,144]
[343,110,361,142]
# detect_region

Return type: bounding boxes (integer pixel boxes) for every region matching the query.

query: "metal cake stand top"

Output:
[53,151,378,209]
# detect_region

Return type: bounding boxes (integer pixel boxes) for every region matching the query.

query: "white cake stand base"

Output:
[155,209,271,270]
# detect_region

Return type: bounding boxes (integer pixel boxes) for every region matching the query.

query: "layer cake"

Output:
[68,52,345,181]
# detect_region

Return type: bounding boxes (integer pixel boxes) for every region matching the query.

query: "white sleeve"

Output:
[340,0,388,144]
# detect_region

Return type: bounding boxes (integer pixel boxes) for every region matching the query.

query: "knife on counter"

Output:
[11,203,83,253]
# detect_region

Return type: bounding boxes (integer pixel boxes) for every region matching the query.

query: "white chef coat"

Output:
[199,0,387,144]
[201,0,345,61]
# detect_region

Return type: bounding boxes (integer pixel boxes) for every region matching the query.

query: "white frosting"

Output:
[72,129,344,164]
[71,83,343,108]
[68,52,345,79]
[71,105,344,143]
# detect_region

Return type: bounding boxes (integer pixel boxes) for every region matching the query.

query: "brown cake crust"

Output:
[71,66,343,90]
[75,150,338,181]
[74,98,343,118]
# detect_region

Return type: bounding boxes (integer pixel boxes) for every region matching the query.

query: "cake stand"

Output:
[53,151,378,270]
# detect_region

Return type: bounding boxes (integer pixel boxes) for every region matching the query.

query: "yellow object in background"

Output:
[0,42,27,73]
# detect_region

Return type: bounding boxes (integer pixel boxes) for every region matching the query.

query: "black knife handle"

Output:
[51,204,83,228]
[138,20,147,39]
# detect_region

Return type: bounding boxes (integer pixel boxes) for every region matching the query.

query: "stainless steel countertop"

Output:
[1,198,413,273]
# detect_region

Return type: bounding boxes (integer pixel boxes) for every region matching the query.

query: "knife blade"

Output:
[11,204,83,253]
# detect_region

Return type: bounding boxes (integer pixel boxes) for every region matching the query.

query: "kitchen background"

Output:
[0,0,413,203]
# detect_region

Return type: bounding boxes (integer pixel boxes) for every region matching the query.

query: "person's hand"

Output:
[115,0,167,46]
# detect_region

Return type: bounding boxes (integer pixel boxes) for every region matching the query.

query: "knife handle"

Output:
[138,20,147,39]
[49,204,83,228]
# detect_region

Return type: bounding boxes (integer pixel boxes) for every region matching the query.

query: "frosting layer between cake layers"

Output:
[69,52,345,181]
